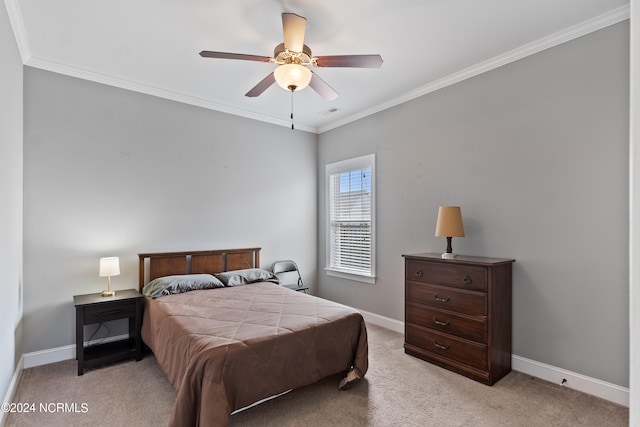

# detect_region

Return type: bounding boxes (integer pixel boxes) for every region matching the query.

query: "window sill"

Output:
[325,268,376,284]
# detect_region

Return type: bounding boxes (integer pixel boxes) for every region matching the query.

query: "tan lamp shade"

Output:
[435,206,465,237]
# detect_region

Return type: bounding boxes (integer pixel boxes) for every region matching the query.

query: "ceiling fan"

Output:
[199,13,383,101]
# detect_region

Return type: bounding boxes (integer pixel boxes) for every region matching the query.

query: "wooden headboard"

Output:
[138,247,261,291]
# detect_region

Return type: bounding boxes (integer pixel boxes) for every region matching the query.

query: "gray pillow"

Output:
[142,274,225,298]
[215,268,280,287]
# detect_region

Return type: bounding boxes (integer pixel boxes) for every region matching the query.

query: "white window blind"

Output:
[326,154,375,282]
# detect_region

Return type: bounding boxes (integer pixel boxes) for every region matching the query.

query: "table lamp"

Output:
[435,206,465,259]
[99,257,120,297]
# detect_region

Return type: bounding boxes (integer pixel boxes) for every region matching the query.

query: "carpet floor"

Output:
[5,324,628,426]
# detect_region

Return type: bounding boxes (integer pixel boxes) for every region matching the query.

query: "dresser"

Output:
[403,253,514,385]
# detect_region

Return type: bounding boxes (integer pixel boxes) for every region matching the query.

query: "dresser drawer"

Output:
[83,300,136,324]
[406,281,486,316]
[406,260,487,292]
[406,302,487,343]
[406,324,487,371]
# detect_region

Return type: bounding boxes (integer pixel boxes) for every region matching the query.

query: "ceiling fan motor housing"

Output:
[273,43,313,65]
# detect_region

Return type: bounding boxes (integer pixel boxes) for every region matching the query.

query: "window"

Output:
[326,154,375,283]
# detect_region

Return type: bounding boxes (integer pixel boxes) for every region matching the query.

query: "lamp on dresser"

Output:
[99,257,120,297]
[435,206,465,259]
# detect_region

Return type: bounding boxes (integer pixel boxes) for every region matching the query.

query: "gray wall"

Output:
[318,22,630,387]
[23,69,317,353]
[0,2,23,402]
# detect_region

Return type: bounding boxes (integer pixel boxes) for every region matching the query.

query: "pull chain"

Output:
[290,87,295,130]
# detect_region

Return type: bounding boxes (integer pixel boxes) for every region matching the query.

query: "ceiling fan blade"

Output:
[315,54,383,68]
[282,13,306,52]
[309,72,339,101]
[199,51,272,62]
[245,72,276,97]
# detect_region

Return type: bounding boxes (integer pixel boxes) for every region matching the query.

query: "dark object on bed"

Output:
[271,260,309,293]
[138,248,368,427]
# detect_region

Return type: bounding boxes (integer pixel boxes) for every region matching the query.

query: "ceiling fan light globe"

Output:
[274,64,312,92]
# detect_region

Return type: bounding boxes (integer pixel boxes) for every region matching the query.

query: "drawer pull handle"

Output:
[97,310,122,316]
[433,340,449,350]
[463,276,472,285]
[433,317,450,326]
[433,294,450,303]
[415,270,423,277]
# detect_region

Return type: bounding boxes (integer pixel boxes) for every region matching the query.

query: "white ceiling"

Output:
[6,0,630,133]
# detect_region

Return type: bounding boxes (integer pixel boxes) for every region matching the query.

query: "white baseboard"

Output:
[359,309,629,407]
[0,355,24,427]
[359,309,404,333]
[23,344,75,369]
[512,355,629,407]
[22,334,129,369]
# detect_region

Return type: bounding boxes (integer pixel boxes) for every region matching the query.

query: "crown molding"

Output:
[24,56,317,134]
[4,0,31,63]
[6,2,629,135]
[5,1,311,131]
[318,4,630,134]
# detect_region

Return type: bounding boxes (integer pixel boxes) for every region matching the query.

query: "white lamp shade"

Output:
[274,63,312,91]
[435,206,465,237]
[99,257,120,277]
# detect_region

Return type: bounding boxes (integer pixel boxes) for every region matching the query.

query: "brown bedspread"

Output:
[141,282,368,427]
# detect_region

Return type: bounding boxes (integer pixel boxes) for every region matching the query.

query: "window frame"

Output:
[325,153,376,284]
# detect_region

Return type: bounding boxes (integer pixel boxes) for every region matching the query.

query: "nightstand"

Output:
[74,289,143,375]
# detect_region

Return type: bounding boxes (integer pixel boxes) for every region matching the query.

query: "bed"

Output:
[138,248,369,427]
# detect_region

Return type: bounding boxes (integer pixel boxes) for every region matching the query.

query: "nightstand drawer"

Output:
[406,281,486,316]
[406,303,487,343]
[406,260,487,292]
[83,300,136,323]
[406,324,487,371]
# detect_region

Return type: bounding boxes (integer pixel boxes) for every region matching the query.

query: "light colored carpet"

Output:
[5,324,628,426]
